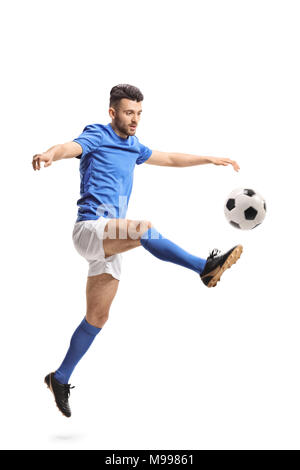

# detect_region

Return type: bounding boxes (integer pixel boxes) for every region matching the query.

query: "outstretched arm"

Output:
[146,150,240,172]
[32,141,83,171]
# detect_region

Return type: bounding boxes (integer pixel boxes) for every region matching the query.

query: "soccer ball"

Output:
[224,188,267,230]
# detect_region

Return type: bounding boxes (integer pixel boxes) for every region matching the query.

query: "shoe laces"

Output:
[63,384,75,399]
[208,248,221,260]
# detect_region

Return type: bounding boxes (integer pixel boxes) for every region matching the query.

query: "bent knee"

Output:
[137,221,152,240]
[127,219,152,239]
[137,219,152,232]
[139,221,152,239]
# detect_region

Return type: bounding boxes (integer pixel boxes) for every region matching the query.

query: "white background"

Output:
[0,0,299,450]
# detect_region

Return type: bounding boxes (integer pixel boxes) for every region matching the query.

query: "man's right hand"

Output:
[32,151,54,171]
[32,142,82,170]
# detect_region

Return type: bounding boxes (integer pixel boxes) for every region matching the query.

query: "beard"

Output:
[115,117,130,137]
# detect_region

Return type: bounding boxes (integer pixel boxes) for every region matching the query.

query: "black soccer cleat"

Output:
[200,245,243,287]
[44,372,74,418]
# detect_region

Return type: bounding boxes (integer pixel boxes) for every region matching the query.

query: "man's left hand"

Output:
[209,157,240,172]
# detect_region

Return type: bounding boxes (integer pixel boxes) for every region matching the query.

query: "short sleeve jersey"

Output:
[73,123,152,222]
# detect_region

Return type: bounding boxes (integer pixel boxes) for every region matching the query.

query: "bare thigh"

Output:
[86,273,119,328]
[103,218,152,258]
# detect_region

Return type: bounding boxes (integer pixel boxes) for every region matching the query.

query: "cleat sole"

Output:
[207,244,243,288]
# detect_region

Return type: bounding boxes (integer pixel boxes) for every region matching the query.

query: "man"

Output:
[32,84,243,418]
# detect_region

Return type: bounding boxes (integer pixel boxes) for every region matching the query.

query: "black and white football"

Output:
[224,188,266,230]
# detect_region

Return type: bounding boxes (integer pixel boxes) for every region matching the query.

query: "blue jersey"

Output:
[73,123,152,222]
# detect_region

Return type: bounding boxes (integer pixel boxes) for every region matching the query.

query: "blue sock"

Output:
[54,317,101,385]
[140,227,206,274]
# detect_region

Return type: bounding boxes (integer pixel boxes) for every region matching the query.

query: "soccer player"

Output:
[32,84,243,417]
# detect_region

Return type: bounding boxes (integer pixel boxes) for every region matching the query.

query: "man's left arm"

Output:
[145,150,240,172]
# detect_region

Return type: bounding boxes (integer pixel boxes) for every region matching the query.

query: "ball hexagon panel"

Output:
[230,220,240,229]
[226,198,235,211]
[244,206,258,220]
[243,188,256,197]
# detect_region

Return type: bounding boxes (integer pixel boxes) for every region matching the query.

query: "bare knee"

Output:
[129,219,152,239]
[144,220,153,230]
[139,220,152,237]
[86,310,109,329]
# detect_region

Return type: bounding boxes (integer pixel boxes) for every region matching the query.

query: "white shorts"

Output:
[72,216,122,280]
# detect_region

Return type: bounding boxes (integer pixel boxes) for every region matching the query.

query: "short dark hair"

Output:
[109,84,144,111]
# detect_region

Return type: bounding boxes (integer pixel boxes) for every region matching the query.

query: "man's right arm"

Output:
[32,141,83,170]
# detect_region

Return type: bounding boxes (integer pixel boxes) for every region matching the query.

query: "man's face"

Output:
[109,98,142,138]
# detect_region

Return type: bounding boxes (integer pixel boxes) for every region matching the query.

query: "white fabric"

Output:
[72,216,122,280]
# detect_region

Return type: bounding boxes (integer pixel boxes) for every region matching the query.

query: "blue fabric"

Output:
[54,318,101,385]
[140,227,206,274]
[73,123,152,222]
